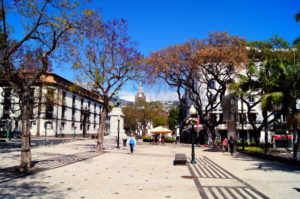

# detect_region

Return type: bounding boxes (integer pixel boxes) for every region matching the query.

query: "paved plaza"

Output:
[0,138,300,199]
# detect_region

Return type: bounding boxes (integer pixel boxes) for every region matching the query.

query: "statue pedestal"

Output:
[108,108,125,143]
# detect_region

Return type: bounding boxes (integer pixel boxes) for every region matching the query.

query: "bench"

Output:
[173,153,187,165]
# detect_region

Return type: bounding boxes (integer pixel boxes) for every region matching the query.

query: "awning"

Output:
[149,126,172,134]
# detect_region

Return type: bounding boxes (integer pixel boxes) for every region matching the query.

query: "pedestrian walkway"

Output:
[0,139,300,198]
[188,156,269,199]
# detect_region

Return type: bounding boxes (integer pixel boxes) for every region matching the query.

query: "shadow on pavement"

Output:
[202,147,222,152]
[0,179,65,199]
[0,151,101,185]
[233,152,300,172]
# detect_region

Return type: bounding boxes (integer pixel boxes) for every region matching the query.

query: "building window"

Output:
[80,124,83,130]
[72,95,76,107]
[45,106,54,119]
[249,97,255,103]
[61,106,66,119]
[2,89,11,119]
[61,122,65,130]
[72,108,76,121]
[249,113,257,123]
[62,91,67,105]
[45,88,55,119]
[208,80,215,89]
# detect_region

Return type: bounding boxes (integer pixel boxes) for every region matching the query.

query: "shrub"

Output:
[237,140,249,147]
[250,141,257,146]
[259,142,272,148]
[165,137,175,143]
[142,136,153,142]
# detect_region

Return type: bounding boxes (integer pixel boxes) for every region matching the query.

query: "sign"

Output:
[272,135,293,140]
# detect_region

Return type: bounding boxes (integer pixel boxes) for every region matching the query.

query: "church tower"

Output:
[135,84,146,104]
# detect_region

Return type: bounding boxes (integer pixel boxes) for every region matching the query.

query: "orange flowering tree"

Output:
[147,32,248,145]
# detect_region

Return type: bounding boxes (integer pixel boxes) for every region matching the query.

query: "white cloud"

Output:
[119,91,135,102]
[119,90,178,102]
[146,91,178,102]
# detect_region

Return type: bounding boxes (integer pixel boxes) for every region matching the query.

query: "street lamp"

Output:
[117,116,121,148]
[189,105,197,164]
[44,121,48,146]
[72,124,77,141]
[6,119,11,141]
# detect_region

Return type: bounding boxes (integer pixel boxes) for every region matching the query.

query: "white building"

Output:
[182,66,270,144]
[0,72,107,137]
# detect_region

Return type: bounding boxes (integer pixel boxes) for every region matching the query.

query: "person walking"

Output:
[222,137,228,152]
[228,136,236,156]
[127,133,137,154]
[122,133,128,147]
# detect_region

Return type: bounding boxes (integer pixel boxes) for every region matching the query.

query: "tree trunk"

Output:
[207,125,216,148]
[20,101,33,171]
[96,110,108,152]
[292,105,299,160]
[263,110,268,154]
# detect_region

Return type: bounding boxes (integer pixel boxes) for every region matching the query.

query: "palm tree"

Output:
[273,63,300,159]
[229,60,283,152]
[295,13,300,22]
[293,13,300,46]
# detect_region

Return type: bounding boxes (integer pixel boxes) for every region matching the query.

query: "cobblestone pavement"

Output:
[0,139,300,199]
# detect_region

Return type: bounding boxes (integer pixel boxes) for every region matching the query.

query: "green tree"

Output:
[167,106,180,132]
[268,60,300,159]
[232,37,300,156]
[0,0,82,171]
[122,101,167,136]
[122,105,140,133]
[152,110,168,127]
[294,12,300,45]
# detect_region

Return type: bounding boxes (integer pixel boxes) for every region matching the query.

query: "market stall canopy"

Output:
[149,126,172,134]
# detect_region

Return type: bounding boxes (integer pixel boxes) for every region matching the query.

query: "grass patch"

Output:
[237,146,264,153]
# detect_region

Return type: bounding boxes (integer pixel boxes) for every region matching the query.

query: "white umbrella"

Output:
[149,126,172,134]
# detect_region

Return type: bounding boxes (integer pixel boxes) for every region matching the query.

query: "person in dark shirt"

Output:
[228,136,236,156]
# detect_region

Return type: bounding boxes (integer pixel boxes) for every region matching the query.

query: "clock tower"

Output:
[135,84,146,104]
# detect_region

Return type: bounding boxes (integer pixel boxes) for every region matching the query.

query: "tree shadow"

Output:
[233,152,300,172]
[0,151,100,185]
[0,179,65,198]
[202,148,222,152]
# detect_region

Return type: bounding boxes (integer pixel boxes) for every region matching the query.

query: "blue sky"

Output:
[94,0,299,55]
[83,0,299,101]
[8,0,300,101]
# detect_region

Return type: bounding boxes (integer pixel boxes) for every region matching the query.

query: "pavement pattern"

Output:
[188,156,269,199]
[0,138,300,199]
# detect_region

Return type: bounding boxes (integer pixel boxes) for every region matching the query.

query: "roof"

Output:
[0,71,103,104]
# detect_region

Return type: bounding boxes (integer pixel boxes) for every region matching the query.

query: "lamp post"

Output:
[117,116,121,148]
[6,119,11,141]
[72,125,77,141]
[44,121,47,146]
[189,105,197,164]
